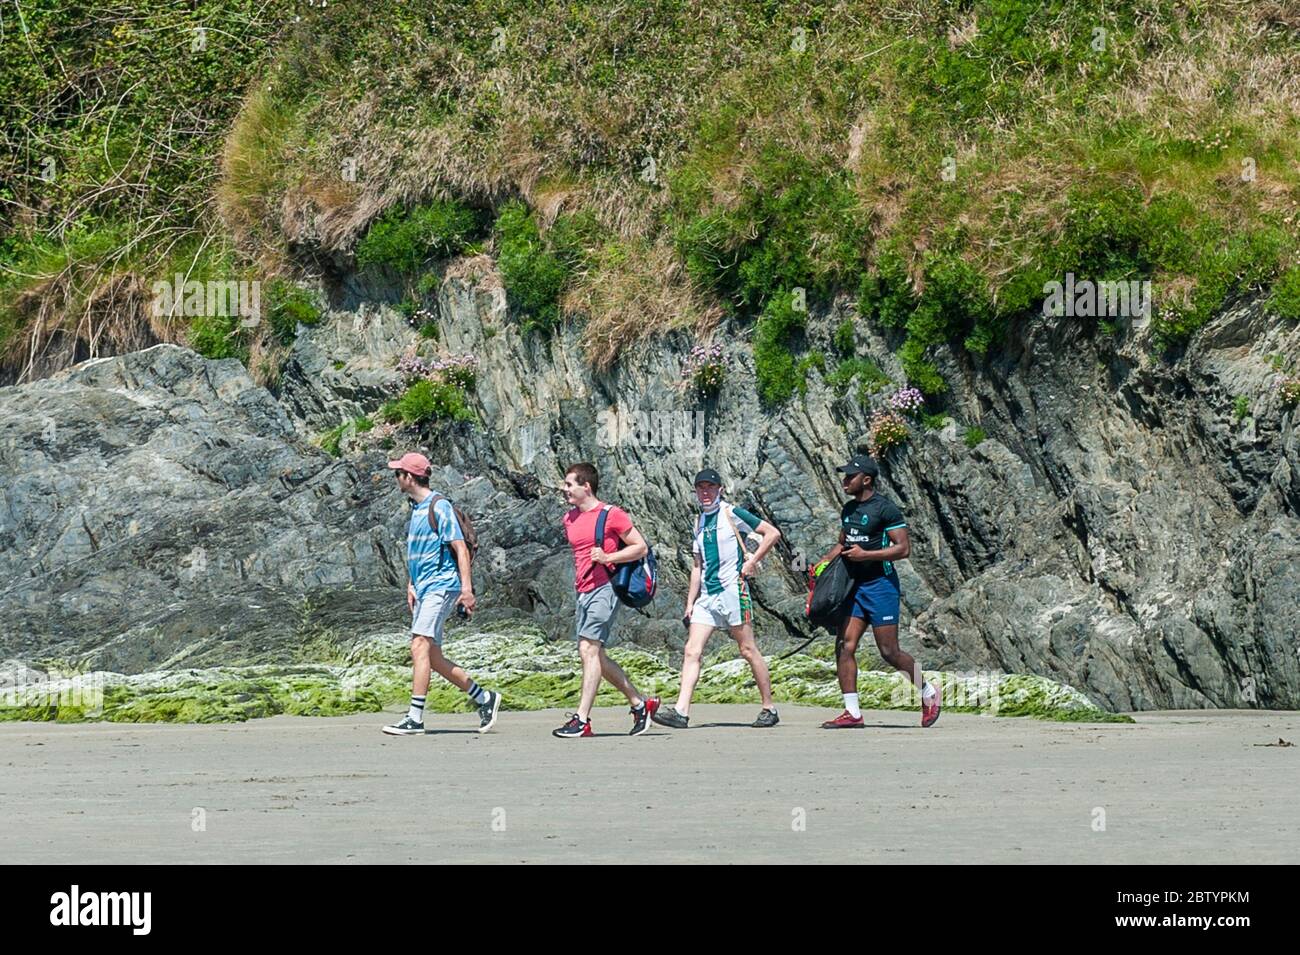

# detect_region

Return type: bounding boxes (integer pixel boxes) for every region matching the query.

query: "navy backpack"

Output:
[594,505,657,608]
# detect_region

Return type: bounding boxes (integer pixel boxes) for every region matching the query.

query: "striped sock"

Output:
[407,695,426,723]
[466,680,489,706]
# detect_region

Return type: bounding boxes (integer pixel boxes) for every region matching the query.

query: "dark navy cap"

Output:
[693,468,723,486]
[836,454,879,477]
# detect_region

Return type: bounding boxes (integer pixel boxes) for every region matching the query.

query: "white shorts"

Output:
[689,580,752,630]
[412,589,458,645]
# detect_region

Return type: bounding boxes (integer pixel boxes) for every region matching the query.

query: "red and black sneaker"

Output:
[552,714,593,738]
[921,688,941,728]
[821,710,865,729]
[630,696,660,736]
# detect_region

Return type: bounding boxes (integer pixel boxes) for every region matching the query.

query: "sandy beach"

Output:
[2,705,1296,864]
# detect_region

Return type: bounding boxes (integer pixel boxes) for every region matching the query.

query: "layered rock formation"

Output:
[2,252,1297,713]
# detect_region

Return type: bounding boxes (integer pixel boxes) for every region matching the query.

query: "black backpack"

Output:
[805,556,854,631]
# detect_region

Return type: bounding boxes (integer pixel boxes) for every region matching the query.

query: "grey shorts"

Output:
[574,583,620,644]
[412,589,457,645]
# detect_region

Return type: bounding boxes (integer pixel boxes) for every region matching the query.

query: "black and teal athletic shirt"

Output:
[840,494,908,581]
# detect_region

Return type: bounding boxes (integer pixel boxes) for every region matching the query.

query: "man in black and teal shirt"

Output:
[653,468,783,730]
[816,454,940,728]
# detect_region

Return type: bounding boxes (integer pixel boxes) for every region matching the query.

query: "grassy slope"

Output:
[5,2,1298,392]
[217,0,1300,385]
[0,1,288,380]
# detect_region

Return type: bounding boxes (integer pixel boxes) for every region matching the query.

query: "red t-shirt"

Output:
[564,502,634,593]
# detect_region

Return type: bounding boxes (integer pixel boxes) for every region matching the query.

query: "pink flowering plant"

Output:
[396,353,432,384]
[887,386,925,416]
[682,341,726,397]
[1274,374,1300,408]
[868,410,910,455]
[395,351,478,391]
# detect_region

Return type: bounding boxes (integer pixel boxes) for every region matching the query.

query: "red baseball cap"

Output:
[387,452,432,477]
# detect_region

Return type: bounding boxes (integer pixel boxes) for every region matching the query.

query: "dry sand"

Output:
[2,705,1296,863]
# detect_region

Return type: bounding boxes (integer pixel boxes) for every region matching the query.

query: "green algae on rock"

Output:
[1,625,1131,724]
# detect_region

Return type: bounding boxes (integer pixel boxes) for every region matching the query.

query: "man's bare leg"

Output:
[427,641,472,692]
[576,637,604,722]
[837,614,870,693]
[599,646,644,708]
[410,636,433,697]
[871,625,922,688]
[731,624,775,710]
[673,623,714,715]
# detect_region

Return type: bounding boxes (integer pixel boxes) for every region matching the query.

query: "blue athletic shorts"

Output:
[849,574,901,626]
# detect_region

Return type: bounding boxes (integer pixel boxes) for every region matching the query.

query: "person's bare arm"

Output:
[591,525,648,565]
[449,538,476,613]
[686,553,702,614]
[741,520,781,577]
[843,527,910,563]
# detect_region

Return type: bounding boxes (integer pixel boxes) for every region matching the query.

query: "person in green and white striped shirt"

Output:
[652,468,783,730]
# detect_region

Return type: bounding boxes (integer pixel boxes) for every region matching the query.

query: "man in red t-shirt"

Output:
[553,462,660,738]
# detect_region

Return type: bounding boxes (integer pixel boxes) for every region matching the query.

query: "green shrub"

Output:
[394,379,474,426]
[319,423,347,457]
[858,250,914,331]
[964,426,987,448]
[319,416,375,457]
[795,352,825,395]
[416,272,440,297]
[189,313,247,363]
[1267,265,1300,321]
[673,146,866,311]
[495,201,570,334]
[753,290,807,405]
[898,338,945,396]
[355,200,483,274]
[858,245,1000,394]
[826,357,889,403]
[265,279,322,345]
[1153,225,1288,347]
[833,319,855,355]
[1233,395,1250,422]
[548,209,602,271]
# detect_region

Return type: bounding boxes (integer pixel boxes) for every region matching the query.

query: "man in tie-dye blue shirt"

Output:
[381,452,501,737]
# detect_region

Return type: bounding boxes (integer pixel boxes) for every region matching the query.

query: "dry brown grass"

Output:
[1,268,180,385]
[562,239,722,370]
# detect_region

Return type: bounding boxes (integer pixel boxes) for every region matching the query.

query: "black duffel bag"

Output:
[805,555,855,632]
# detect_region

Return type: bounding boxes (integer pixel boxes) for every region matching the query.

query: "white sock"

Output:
[844,693,861,718]
[466,680,489,705]
[922,681,936,701]
[406,695,426,723]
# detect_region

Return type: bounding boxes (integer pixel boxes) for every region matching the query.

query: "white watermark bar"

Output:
[1,668,106,717]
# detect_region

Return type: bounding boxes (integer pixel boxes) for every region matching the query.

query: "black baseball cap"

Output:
[693,467,723,486]
[836,454,879,477]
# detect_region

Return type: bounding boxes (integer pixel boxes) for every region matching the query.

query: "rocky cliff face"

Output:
[3,252,1298,711]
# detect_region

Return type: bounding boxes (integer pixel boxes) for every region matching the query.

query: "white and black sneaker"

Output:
[382,716,425,736]
[477,690,502,733]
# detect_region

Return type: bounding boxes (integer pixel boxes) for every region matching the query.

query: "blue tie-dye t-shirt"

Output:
[407,493,464,598]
